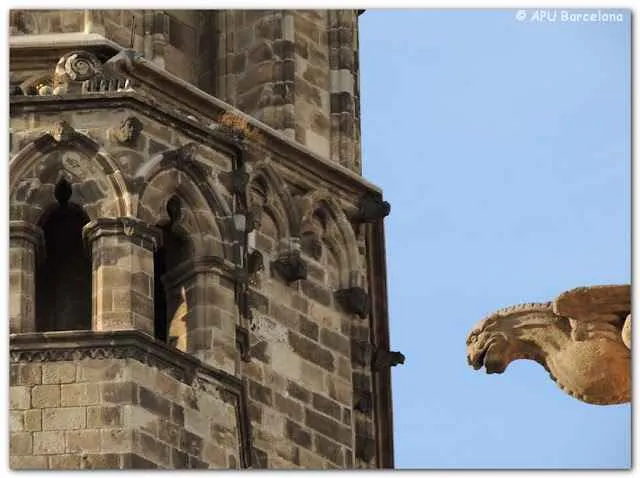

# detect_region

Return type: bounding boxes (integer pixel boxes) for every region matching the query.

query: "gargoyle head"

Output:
[466,303,555,374]
[466,320,513,374]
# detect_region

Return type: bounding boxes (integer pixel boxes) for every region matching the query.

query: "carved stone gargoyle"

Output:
[271,250,308,283]
[372,349,406,371]
[354,194,391,224]
[335,287,369,317]
[466,285,631,405]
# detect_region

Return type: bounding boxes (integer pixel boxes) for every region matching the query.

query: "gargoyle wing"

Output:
[553,285,630,322]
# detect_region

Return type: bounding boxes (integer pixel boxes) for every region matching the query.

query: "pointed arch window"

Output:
[153,196,193,349]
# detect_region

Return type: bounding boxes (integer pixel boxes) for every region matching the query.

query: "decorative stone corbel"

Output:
[49,120,77,143]
[372,349,406,371]
[271,249,307,284]
[335,287,369,317]
[354,194,391,224]
[112,116,143,146]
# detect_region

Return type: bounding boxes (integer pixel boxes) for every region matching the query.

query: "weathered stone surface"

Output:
[31,385,60,408]
[466,284,631,405]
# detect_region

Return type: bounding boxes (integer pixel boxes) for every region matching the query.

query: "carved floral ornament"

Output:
[466,284,631,405]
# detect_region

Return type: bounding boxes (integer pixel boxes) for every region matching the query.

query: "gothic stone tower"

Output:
[9,10,401,470]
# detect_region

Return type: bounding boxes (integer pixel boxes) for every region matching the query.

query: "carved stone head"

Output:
[466,303,554,374]
[114,116,143,145]
[50,120,76,143]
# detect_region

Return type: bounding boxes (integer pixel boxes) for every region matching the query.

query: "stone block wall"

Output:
[10,333,247,469]
[215,9,361,170]
[10,358,134,469]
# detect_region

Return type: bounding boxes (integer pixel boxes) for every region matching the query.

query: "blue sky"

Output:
[359,9,631,469]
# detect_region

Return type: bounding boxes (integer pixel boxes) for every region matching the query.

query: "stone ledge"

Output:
[10,329,253,468]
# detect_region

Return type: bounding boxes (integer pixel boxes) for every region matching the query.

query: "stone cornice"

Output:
[9,33,382,199]
[10,329,253,468]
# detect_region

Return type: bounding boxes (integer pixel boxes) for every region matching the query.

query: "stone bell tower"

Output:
[9,10,401,470]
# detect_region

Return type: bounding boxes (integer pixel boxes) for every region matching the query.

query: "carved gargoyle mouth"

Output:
[468,340,506,374]
[468,346,488,371]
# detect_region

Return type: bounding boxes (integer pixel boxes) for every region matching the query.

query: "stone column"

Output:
[328,10,359,171]
[9,221,44,333]
[163,257,238,375]
[83,218,161,336]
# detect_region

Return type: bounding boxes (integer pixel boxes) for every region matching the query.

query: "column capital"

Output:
[10,220,45,257]
[83,217,163,251]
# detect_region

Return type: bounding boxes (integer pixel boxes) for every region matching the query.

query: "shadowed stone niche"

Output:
[35,179,92,332]
[83,217,162,335]
[372,349,405,372]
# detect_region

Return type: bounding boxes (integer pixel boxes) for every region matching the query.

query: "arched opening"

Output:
[153,196,192,349]
[35,179,92,332]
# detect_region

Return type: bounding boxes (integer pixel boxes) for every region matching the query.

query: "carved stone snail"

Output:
[466,285,631,405]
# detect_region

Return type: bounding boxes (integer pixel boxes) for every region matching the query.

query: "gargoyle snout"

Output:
[466,333,484,370]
